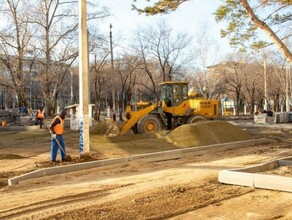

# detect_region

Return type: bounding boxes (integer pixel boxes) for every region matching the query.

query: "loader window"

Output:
[161,83,188,106]
[182,84,188,99]
[173,84,188,101]
[173,86,180,100]
[161,85,172,107]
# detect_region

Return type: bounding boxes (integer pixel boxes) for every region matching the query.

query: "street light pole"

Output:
[263,53,268,111]
[286,65,290,112]
[109,24,116,118]
[78,0,90,155]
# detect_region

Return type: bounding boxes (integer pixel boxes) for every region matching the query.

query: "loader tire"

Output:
[187,115,207,124]
[131,124,138,134]
[137,115,163,134]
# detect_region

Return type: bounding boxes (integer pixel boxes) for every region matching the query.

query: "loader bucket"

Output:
[119,103,159,135]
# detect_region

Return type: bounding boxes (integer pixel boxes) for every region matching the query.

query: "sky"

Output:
[96,0,234,64]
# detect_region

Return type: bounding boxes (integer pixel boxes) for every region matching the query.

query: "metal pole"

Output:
[70,69,74,103]
[286,66,290,112]
[29,79,31,107]
[263,54,267,111]
[110,24,116,118]
[79,0,90,155]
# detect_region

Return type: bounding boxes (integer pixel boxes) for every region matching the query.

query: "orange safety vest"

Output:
[52,115,64,135]
[37,110,45,119]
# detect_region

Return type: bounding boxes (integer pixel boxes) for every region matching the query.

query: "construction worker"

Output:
[49,110,67,163]
[36,106,46,129]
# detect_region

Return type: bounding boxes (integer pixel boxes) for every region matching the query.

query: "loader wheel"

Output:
[137,115,163,134]
[187,115,207,124]
[131,124,138,134]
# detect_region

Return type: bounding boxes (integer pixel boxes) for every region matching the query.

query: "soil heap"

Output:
[166,121,252,147]
[90,119,119,136]
[90,120,252,149]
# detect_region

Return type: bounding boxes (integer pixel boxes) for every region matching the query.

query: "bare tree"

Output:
[0,0,110,114]
[90,51,110,121]
[27,0,78,115]
[209,60,247,115]
[29,0,109,115]
[115,54,142,120]
[240,60,263,114]
[268,51,292,111]
[0,0,34,110]
[131,20,193,99]
[190,22,221,99]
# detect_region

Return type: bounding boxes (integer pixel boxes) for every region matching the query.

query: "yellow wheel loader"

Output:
[118,81,220,135]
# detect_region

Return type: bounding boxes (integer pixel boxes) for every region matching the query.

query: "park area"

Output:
[0,120,292,219]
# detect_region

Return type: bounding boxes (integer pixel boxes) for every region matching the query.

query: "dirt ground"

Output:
[0,120,292,220]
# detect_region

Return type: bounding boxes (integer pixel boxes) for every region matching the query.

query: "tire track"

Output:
[0,184,125,219]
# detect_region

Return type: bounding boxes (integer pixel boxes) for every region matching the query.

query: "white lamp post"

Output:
[78,0,90,155]
[110,24,116,118]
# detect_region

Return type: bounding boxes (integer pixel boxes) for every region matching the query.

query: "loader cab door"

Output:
[161,84,172,107]
[161,83,188,107]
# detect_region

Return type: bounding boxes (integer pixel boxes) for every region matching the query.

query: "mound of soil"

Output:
[264,166,292,177]
[166,121,252,147]
[90,119,119,136]
[90,121,108,135]
[0,154,25,160]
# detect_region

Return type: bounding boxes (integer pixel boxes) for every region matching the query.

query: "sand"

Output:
[0,120,292,219]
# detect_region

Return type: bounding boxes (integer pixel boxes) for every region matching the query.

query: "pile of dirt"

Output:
[166,121,252,147]
[90,121,108,135]
[264,166,292,177]
[0,154,25,160]
[90,119,119,136]
[90,120,252,149]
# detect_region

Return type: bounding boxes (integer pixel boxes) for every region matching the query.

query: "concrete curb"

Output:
[218,156,292,192]
[8,138,274,185]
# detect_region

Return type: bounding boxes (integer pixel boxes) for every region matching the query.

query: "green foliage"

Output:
[272,13,291,24]
[251,41,269,49]
[227,22,237,32]
[132,0,189,15]
[215,0,254,50]
[131,0,291,61]
[214,5,229,21]
[215,0,291,52]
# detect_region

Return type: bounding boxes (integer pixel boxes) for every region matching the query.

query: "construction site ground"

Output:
[0,120,292,220]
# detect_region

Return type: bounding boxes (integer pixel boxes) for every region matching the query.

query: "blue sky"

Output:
[97,0,233,63]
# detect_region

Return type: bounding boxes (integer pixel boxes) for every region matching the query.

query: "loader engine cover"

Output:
[188,99,219,117]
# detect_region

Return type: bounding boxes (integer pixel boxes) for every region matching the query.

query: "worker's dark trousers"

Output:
[37,118,43,128]
[51,135,66,161]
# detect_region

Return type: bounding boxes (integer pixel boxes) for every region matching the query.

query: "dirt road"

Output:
[0,121,292,219]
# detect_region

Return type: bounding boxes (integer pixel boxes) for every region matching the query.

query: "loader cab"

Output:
[160,81,189,107]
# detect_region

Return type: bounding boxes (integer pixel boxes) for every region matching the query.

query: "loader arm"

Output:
[119,103,158,135]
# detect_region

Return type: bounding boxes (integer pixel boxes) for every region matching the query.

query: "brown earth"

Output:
[264,166,292,177]
[0,120,292,220]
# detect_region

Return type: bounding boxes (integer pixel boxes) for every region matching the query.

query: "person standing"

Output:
[36,106,46,129]
[49,110,67,163]
[70,106,79,131]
